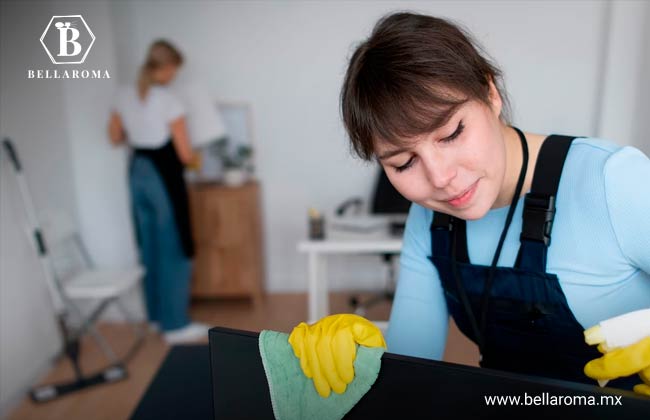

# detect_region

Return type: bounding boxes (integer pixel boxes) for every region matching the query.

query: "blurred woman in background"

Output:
[108,39,207,344]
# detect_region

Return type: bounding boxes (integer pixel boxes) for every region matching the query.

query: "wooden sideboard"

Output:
[188,180,264,304]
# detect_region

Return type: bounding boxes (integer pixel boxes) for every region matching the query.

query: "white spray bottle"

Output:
[584,308,650,387]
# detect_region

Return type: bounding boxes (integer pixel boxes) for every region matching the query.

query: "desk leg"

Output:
[308,252,329,323]
[318,255,328,320]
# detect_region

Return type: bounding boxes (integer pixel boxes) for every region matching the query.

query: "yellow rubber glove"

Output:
[584,336,650,396]
[288,314,386,398]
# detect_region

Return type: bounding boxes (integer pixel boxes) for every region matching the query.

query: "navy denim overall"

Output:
[428,129,636,389]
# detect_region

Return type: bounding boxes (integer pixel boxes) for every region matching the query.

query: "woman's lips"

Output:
[446,180,479,208]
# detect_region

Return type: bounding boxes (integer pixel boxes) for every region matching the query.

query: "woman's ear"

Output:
[487,77,503,118]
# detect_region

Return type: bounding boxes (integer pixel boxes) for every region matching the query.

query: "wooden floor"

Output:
[7,292,478,420]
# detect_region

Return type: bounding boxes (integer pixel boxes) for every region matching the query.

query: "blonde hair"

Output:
[138,39,184,99]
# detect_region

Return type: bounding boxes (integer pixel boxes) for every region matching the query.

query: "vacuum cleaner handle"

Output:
[3,138,21,172]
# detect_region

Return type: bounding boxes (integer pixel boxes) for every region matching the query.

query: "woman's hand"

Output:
[584,337,650,396]
[170,116,196,166]
[108,112,126,145]
[288,314,386,398]
[186,151,202,171]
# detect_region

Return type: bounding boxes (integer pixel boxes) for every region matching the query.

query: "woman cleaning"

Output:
[289,12,650,398]
[108,39,208,344]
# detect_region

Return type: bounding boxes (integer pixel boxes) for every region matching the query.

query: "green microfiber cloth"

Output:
[259,330,384,420]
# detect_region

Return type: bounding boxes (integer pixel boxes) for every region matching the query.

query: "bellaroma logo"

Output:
[28,15,110,79]
[41,15,94,64]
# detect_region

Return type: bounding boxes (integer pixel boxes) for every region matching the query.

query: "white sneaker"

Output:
[164,322,209,345]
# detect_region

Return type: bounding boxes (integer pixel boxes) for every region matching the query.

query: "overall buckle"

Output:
[520,193,555,246]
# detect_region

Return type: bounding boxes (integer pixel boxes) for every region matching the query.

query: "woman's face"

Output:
[376,89,506,221]
[152,63,179,85]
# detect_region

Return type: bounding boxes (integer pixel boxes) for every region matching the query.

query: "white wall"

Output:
[597,0,650,152]
[1,0,648,414]
[60,2,139,271]
[56,0,146,322]
[0,1,72,414]
[632,1,650,156]
[107,0,637,293]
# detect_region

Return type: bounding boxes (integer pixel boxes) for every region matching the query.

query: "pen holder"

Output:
[309,215,325,240]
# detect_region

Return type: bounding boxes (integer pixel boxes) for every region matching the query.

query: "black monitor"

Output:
[370,169,411,215]
[209,327,650,419]
[370,169,410,236]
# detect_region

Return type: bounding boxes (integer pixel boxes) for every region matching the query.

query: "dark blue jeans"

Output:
[129,155,191,331]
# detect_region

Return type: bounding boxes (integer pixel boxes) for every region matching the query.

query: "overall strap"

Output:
[515,135,576,272]
[431,213,469,263]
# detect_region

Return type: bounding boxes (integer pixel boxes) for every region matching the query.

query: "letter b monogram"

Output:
[40,15,95,64]
[55,22,82,57]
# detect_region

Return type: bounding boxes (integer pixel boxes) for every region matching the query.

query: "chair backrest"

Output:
[40,210,92,283]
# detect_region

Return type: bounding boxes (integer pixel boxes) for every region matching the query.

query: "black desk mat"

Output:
[130,344,212,420]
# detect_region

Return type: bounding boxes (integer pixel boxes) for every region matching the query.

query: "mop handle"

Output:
[2,138,21,171]
[3,140,47,255]
[2,138,66,314]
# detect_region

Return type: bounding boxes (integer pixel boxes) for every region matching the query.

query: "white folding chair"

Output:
[42,210,147,367]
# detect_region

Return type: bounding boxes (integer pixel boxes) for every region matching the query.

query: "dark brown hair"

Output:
[341,12,511,160]
[138,39,184,98]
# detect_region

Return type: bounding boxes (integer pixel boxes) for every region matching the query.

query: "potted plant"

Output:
[210,137,253,187]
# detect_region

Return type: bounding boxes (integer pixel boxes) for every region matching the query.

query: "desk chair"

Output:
[339,169,410,316]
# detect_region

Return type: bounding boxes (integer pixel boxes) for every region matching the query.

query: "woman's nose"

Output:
[422,156,456,189]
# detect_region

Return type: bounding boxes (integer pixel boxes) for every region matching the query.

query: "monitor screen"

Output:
[370,169,411,215]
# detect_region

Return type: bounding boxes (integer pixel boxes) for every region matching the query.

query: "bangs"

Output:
[369,84,467,153]
[341,12,509,161]
[348,69,469,159]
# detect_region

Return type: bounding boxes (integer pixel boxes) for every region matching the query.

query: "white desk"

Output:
[297,216,404,323]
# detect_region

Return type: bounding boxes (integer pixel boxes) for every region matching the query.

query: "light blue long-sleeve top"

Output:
[385,137,650,360]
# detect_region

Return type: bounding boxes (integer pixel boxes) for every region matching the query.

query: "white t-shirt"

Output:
[112,85,185,149]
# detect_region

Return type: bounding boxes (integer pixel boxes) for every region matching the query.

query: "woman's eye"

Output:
[395,157,415,173]
[441,121,465,143]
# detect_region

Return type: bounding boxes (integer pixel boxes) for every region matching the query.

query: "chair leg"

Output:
[72,298,121,363]
[349,254,397,316]
[82,295,148,365]
[67,291,148,366]
[114,297,148,363]
[58,295,118,363]
[78,298,115,335]
[87,324,120,363]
